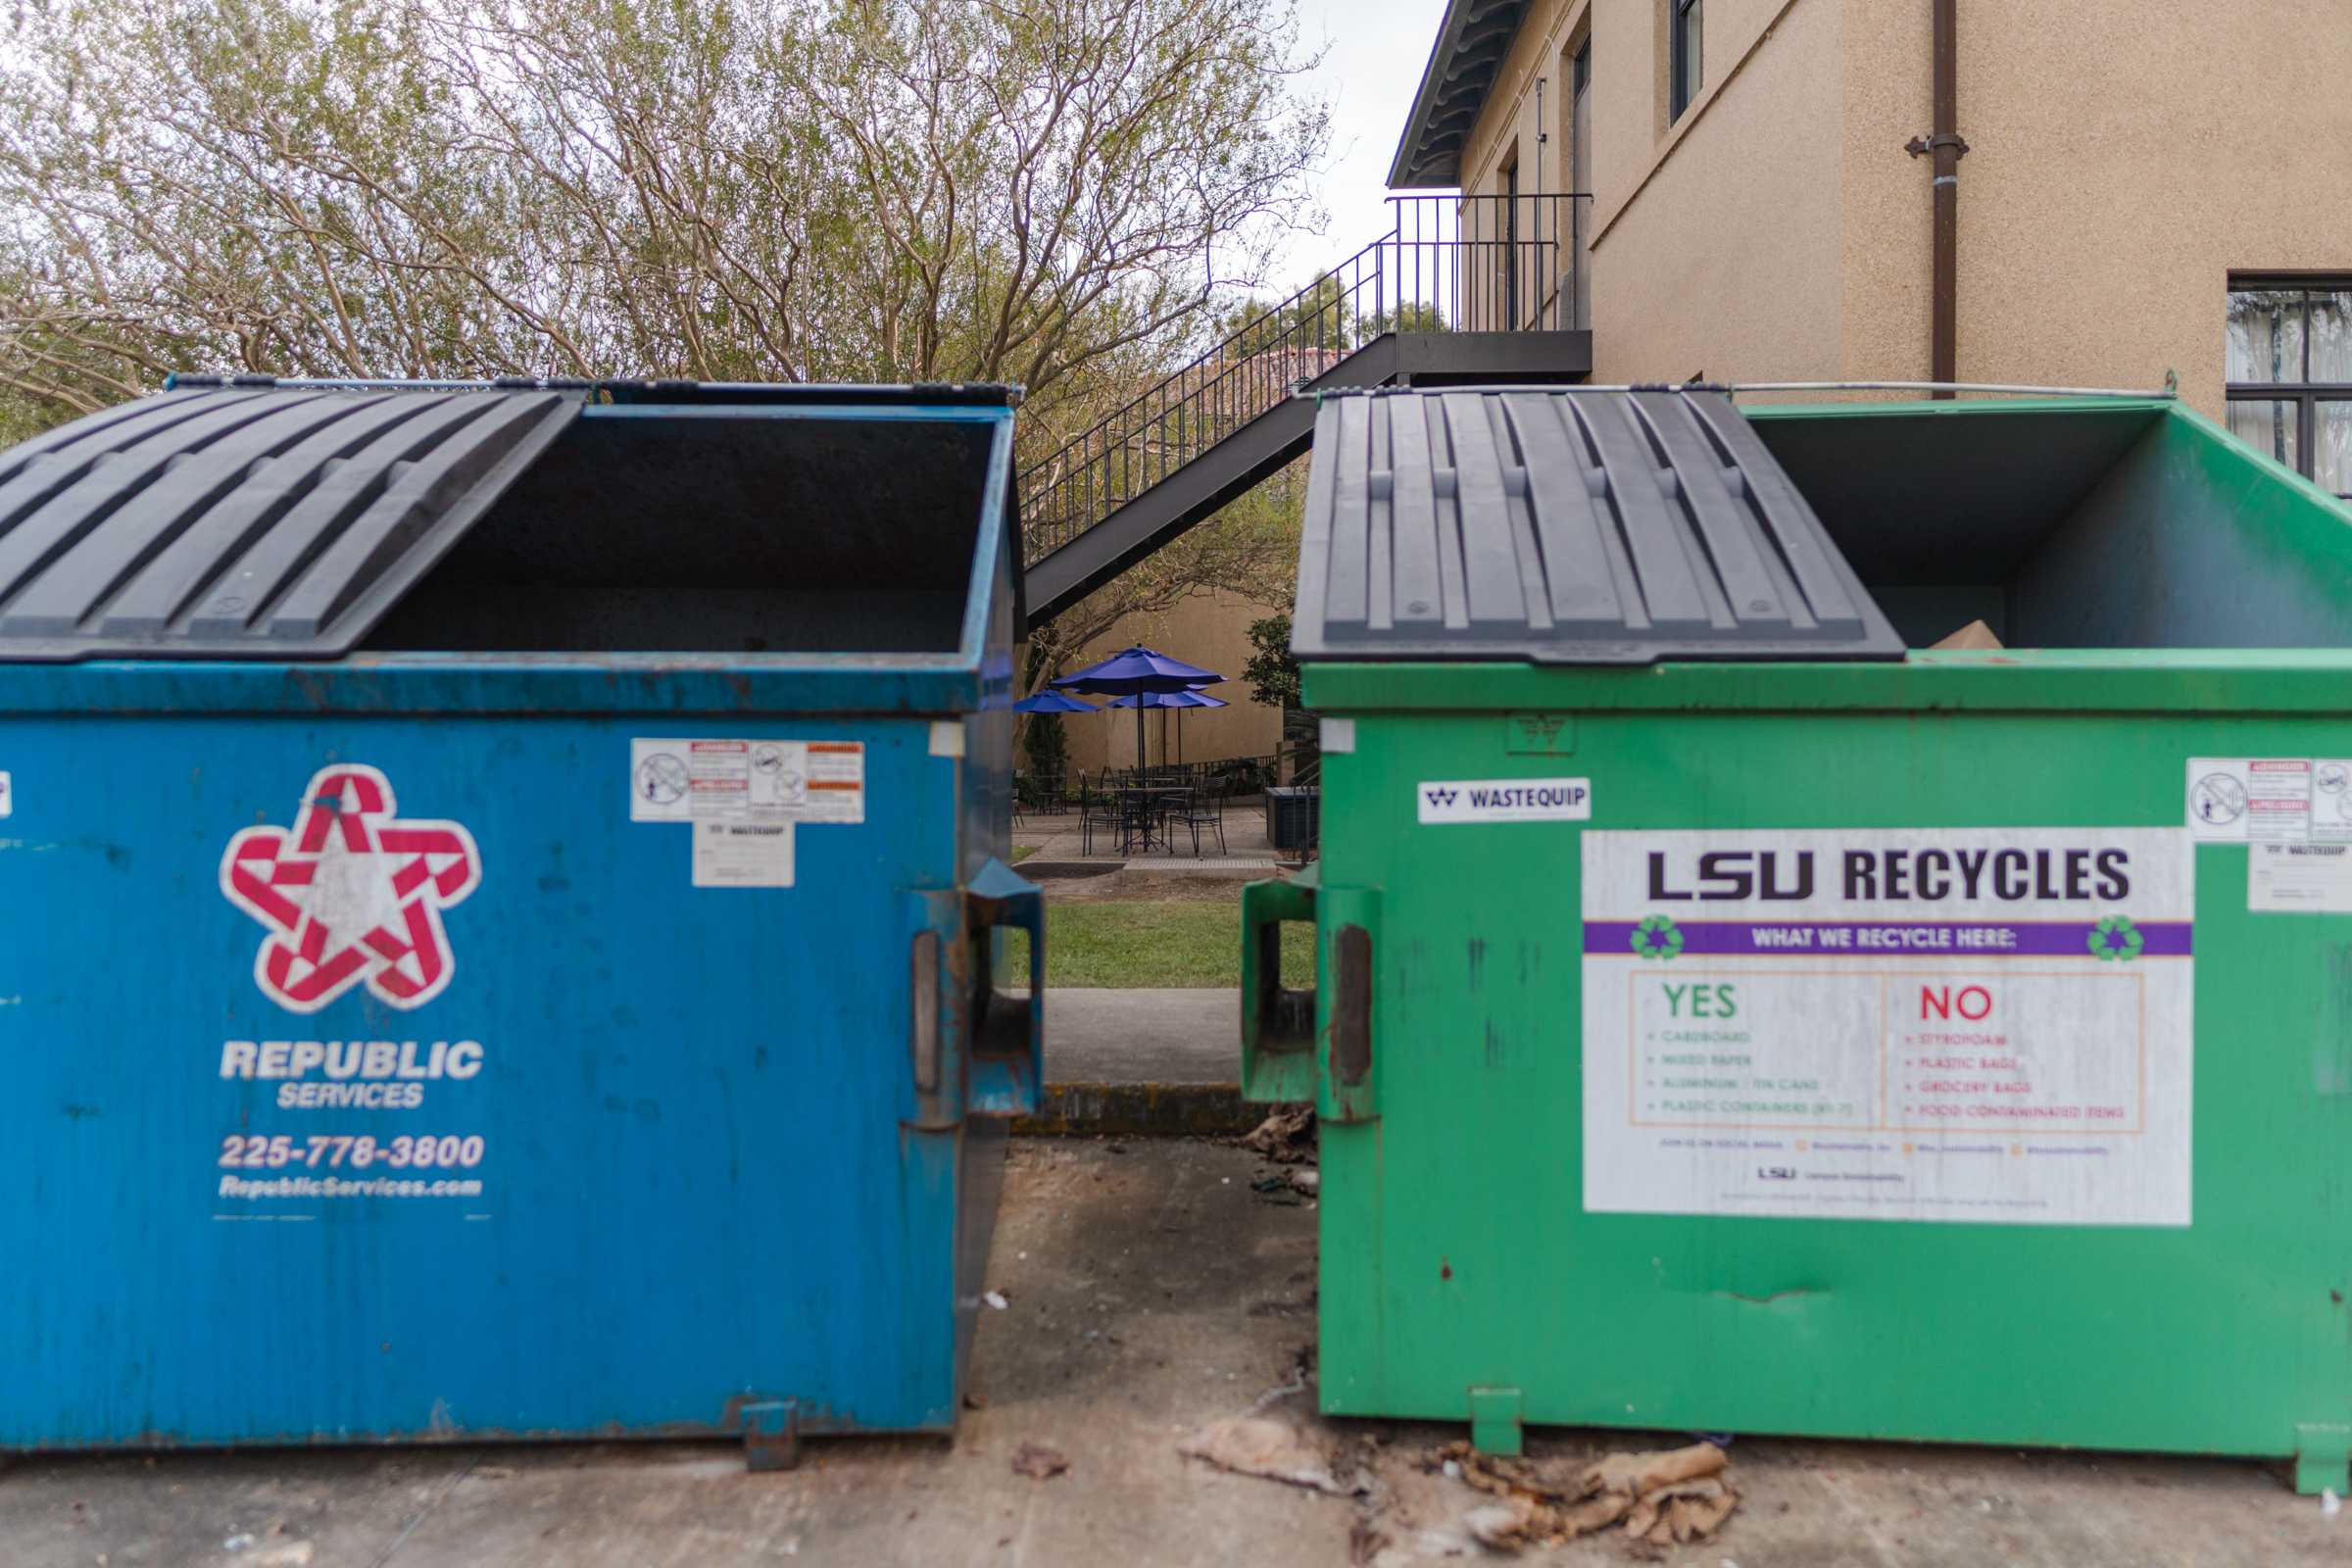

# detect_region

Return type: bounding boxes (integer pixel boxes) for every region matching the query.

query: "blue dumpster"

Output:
[0,377,1041,1461]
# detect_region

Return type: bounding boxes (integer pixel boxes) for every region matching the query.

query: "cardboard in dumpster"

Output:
[1929,618,2005,650]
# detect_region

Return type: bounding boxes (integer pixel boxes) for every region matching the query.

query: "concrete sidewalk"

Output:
[2,1139,2334,1567]
[1043,989,1238,1085]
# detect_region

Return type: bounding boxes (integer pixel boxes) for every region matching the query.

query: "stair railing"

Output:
[1018,193,1591,565]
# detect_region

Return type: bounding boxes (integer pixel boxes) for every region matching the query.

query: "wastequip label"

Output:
[1417,777,1592,824]
[1581,828,2194,1227]
[215,766,490,1212]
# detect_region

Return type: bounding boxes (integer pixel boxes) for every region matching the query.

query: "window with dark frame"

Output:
[1670,0,1702,122]
[2227,279,2352,499]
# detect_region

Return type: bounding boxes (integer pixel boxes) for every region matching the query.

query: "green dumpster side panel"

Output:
[1302,670,2352,1473]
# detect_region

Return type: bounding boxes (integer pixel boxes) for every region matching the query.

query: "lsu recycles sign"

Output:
[1581,827,2195,1228]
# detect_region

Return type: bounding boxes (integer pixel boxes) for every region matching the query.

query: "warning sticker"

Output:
[2248,843,2352,912]
[0,769,12,817]
[1581,827,2194,1227]
[692,820,795,887]
[631,739,865,826]
[2186,756,2352,843]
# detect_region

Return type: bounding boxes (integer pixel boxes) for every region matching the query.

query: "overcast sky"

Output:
[1266,0,1453,290]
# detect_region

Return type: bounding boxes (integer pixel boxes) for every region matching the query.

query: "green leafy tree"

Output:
[1020,710,1070,781]
[0,0,1331,439]
[1242,612,1299,709]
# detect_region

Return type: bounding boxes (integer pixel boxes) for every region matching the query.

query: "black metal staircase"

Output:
[1018,194,1594,627]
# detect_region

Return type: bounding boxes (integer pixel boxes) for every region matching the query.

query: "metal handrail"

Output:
[1728,380,2178,400]
[1017,193,1592,565]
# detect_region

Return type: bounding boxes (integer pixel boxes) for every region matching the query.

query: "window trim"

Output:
[1669,0,1702,122]
[2226,276,2352,500]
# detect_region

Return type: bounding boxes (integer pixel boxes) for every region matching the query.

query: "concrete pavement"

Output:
[1043,989,1239,1085]
[2,1139,2337,1566]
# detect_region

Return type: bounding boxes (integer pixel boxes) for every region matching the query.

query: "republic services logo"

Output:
[220,765,481,1013]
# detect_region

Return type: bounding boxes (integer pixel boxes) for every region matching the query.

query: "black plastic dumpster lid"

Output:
[0,385,581,660]
[1293,388,1904,663]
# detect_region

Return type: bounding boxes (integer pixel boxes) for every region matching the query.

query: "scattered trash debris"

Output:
[221,1535,255,1554]
[1237,1105,1317,1163]
[981,1291,1009,1310]
[1177,1416,1373,1498]
[1288,1168,1320,1197]
[1249,1362,1310,1413]
[1010,1443,1069,1481]
[963,1391,989,1411]
[1348,1516,1391,1565]
[1437,1439,1739,1550]
[2324,1488,2342,1521]
[1250,1170,1307,1207]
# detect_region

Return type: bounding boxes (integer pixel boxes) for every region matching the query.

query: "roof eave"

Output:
[1386,0,1532,189]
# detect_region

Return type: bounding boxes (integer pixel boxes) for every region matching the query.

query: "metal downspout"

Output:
[1905,0,1968,400]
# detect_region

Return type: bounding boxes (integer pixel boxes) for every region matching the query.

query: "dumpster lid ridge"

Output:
[0,385,584,661]
[1292,387,1904,665]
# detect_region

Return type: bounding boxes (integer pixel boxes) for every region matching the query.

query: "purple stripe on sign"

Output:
[1583,920,2193,957]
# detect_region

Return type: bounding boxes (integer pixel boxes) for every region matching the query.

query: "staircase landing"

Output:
[1022,328,1589,626]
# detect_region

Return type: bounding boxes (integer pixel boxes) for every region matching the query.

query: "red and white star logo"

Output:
[220,765,481,1013]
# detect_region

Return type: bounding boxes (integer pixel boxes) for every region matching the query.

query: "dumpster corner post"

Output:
[743,1398,803,1472]
[1468,1387,1524,1456]
[2295,1422,2351,1495]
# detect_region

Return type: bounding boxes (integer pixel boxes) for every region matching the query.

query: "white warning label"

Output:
[631,738,865,825]
[691,821,795,887]
[2186,756,2352,843]
[2248,843,2352,912]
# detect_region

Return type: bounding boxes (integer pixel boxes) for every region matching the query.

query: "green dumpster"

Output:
[1241,388,2352,1491]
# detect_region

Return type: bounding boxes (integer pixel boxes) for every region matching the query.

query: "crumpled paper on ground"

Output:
[1236,1105,1317,1163]
[1178,1415,1374,1498]
[1443,1439,1738,1551]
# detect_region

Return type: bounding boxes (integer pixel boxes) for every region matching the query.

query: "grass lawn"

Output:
[1011,845,1039,863]
[1011,899,1314,988]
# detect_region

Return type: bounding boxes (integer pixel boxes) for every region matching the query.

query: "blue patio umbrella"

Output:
[1102,690,1230,708]
[1104,688,1229,764]
[1052,645,1225,774]
[1012,688,1099,714]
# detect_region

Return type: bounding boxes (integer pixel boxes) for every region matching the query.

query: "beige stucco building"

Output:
[1024,0,2350,770]
[1394,0,2352,493]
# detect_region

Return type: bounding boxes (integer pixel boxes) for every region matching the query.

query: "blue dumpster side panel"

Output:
[0,710,976,1446]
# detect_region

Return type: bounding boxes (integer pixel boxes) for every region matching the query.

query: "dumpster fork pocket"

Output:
[965,859,1045,1117]
[1242,869,1319,1102]
[905,859,1045,1127]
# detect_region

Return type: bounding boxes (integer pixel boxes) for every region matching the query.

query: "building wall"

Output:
[1445,0,2352,422]
[1459,0,1852,385]
[1020,589,1284,780]
[1950,0,2352,421]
